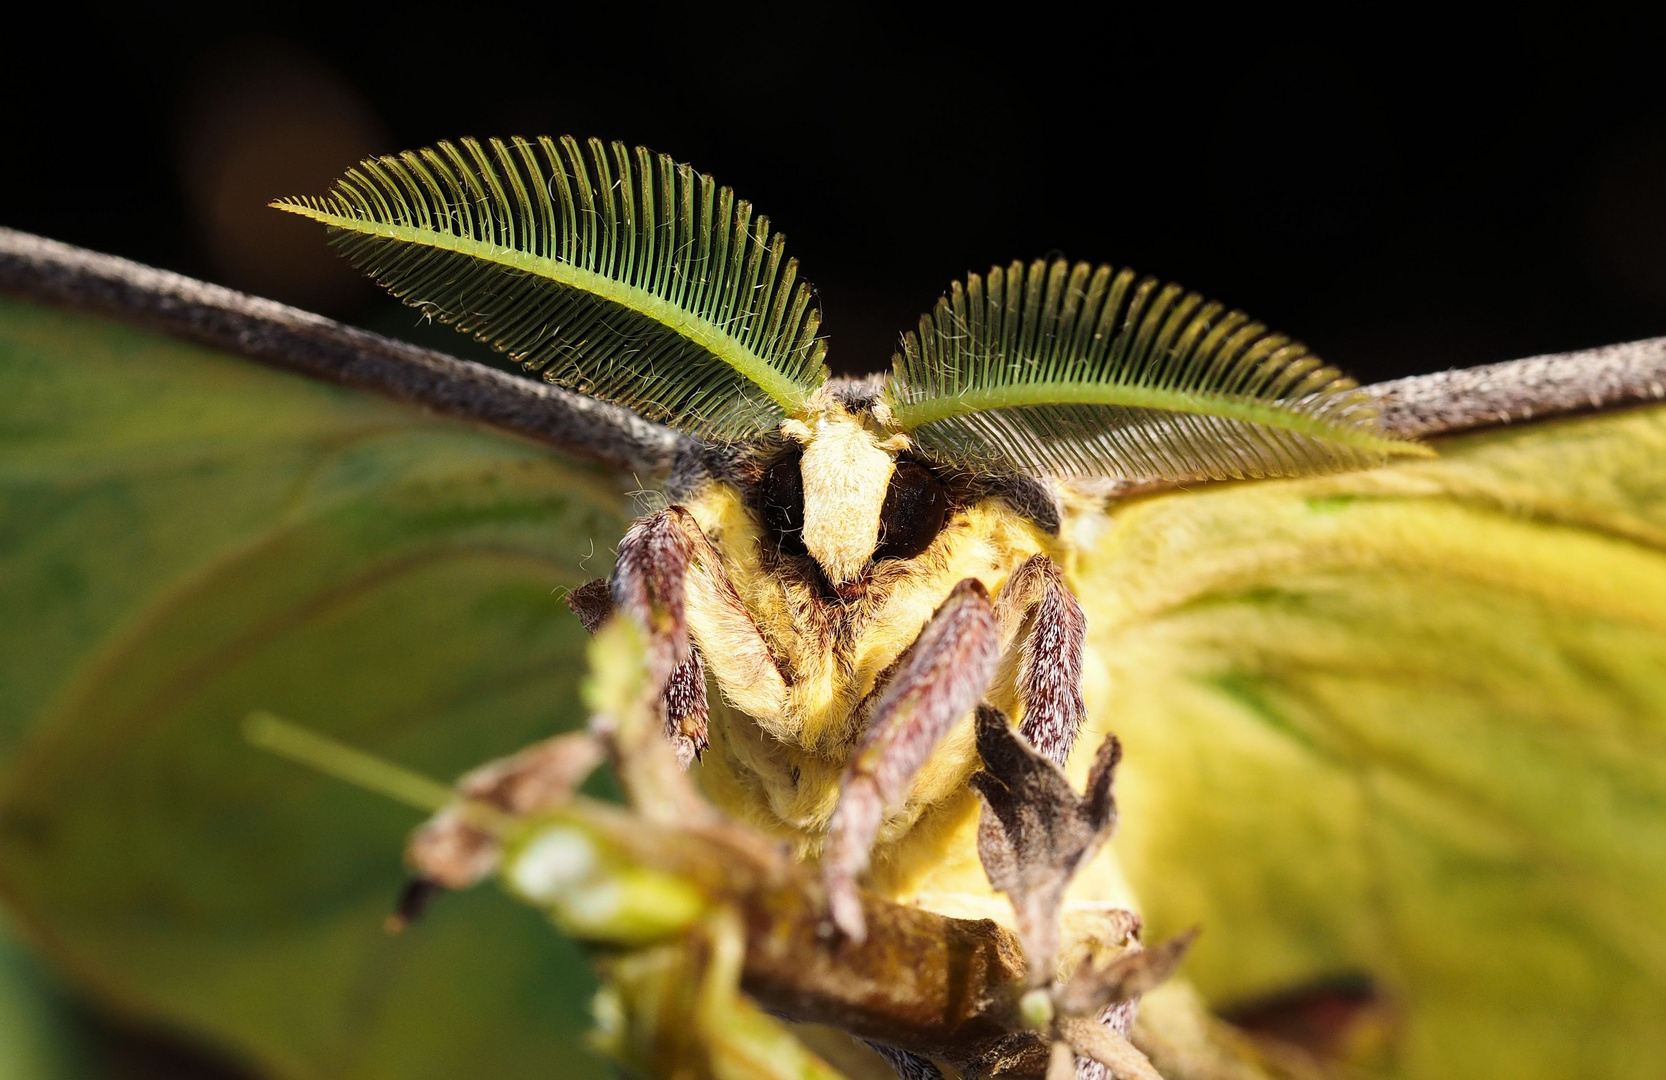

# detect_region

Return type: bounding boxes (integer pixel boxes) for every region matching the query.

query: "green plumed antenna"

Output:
[887,259,1430,481]
[275,137,827,440]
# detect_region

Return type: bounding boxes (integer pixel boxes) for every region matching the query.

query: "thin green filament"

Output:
[243,711,454,814]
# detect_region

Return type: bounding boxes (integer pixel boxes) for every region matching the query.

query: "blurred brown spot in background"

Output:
[175,39,389,315]
[1221,974,1398,1077]
[1583,128,1666,310]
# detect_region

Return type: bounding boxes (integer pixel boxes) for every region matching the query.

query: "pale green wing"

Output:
[1076,399,1666,1079]
[0,292,623,1080]
[275,136,826,439]
[887,259,1427,480]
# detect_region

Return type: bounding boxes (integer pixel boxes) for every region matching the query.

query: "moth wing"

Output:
[0,288,622,1079]
[1080,400,1666,1080]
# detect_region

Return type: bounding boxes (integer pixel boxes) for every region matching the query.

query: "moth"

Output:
[1,134,1663,1080]
[273,134,1429,940]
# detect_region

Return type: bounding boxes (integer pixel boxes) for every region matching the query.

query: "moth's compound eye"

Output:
[756,454,808,557]
[874,462,947,562]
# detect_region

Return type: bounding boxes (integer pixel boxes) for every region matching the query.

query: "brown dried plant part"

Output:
[1062,936,1201,1080]
[403,731,605,903]
[1057,1016,1166,1080]
[970,705,1121,988]
[967,708,1207,1080]
[1058,931,1199,1021]
[993,555,1088,767]
[823,578,1002,940]
[1131,982,1303,1080]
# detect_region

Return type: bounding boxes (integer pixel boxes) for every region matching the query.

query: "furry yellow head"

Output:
[654,377,1096,918]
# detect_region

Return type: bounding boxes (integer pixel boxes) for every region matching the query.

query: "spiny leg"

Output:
[567,574,710,766]
[863,1041,946,1080]
[823,578,1001,939]
[611,509,696,689]
[398,514,737,916]
[661,649,710,767]
[606,506,788,766]
[563,576,616,635]
[993,555,1087,767]
[599,513,703,760]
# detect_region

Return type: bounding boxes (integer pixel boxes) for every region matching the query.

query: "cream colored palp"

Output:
[780,388,911,586]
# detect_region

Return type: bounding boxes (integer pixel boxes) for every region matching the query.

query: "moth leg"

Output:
[567,574,710,767]
[562,576,615,634]
[993,554,1087,767]
[862,1041,946,1080]
[611,508,697,687]
[608,507,785,765]
[823,578,1002,939]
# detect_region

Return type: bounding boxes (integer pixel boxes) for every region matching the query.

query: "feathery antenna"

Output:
[887,259,1430,481]
[275,137,828,440]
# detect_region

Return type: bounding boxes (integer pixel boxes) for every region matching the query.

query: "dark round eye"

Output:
[755,454,808,557]
[874,462,946,562]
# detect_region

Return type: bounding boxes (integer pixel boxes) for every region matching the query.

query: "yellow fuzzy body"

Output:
[677,426,1138,927]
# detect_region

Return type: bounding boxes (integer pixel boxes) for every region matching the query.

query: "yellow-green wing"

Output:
[0,289,628,1079]
[1080,392,1666,1079]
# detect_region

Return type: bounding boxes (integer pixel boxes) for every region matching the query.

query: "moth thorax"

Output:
[791,409,895,585]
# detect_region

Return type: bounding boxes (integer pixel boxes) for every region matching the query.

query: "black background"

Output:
[5,6,1665,384]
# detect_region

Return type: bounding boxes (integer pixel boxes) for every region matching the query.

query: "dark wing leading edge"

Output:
[0,226,681,476]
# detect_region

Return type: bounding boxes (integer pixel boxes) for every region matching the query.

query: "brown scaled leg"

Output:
[993,555,1087,767]
[605,507,787,767]
[823,578,1002,940]
[863,1041,946,1080]
[611,509,696,685]
[567,574,710,766]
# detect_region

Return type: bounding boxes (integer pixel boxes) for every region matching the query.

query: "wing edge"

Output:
[0,227,684,476]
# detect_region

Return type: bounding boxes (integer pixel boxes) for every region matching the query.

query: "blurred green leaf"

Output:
[0,296,627,1079]
[0,918,88,1080]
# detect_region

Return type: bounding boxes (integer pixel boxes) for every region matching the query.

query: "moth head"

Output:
[277,135,1433,529]
[765,383,941,589]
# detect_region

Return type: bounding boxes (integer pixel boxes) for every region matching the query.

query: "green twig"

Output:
[243,711,456,814]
